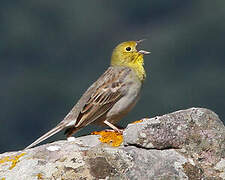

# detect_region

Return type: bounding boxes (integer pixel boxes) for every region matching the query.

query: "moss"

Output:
[0,153,25,170]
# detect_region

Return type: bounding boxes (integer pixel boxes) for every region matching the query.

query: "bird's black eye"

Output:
[126,47,131,51]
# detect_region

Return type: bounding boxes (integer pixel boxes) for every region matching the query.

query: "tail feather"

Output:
[64,126,81,137]
[25,124,65,149]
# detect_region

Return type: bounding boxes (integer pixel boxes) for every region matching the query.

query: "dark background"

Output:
[1,0,224,153]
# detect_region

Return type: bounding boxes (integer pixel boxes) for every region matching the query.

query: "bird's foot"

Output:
[104,128,124,134]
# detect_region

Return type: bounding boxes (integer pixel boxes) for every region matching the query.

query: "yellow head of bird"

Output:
[111,40,150,81]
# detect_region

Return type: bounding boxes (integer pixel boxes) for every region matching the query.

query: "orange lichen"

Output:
[37,173,43,180]
[132,119,143,124]
[0,153,25,170]
[92,131,123,147]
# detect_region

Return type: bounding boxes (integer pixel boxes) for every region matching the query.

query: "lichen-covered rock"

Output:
[0,108,224,179]
[123,107,225,179]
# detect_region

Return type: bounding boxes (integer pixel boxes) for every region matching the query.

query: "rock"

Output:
[124,107,225,179]
[0,108,224,179]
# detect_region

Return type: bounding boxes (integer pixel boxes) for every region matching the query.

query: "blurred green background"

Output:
[1,0,224,153]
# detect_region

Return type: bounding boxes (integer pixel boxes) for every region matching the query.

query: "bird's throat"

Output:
[128,63,146,82]
[128,55,146,82]
[111,53,146,82]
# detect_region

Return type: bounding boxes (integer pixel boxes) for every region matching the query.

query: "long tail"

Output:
[25,123,66,149]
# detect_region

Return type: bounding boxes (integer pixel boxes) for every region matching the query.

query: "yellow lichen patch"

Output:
[0,153,25,170]
[92,131,123,147]
[132,119,143,124]
[37,173,43,180]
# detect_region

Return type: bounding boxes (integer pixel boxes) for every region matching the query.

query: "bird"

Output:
[25,40,150,149]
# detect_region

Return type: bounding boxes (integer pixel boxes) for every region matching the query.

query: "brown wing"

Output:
[25,67,132,148]
[73,67,131,128]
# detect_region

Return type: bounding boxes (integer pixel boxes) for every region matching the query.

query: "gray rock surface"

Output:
[0,108,224,180]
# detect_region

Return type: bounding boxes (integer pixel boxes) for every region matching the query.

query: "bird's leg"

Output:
[104,120,123,134]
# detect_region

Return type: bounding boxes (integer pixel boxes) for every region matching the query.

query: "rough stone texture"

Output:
[0,108,224,180]
[124,107,225,179]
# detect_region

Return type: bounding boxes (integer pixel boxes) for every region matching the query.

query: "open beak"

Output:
[136,39,151,55]
[138,50,151,55]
